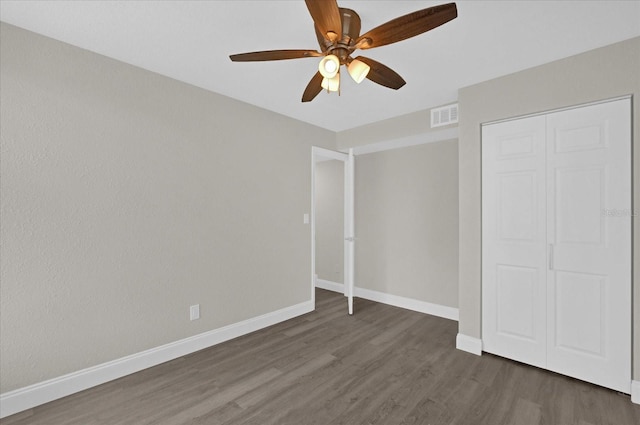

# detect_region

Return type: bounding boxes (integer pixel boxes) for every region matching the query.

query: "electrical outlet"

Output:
[190,304,200,321]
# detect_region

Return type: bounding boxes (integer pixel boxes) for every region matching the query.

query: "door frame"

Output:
[311,146,355,314]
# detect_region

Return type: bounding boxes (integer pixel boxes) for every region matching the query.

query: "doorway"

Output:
[311,147,355,314]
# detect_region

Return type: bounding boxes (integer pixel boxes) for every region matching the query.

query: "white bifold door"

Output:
[482,98,631,394]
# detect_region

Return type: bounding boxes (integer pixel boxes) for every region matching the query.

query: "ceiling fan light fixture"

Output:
[347,59,370,84]
[230,2,458,102]
[321,73,340,92]
[318,54,340,78]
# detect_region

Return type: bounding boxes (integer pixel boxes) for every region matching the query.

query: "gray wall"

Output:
[315,160,344,283]
[0,23,334,393]
[354,141,459,308]
[337,108,458,151]
[458,37,640,379]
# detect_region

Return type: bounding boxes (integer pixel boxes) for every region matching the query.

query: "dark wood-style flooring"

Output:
[3,288,639,425]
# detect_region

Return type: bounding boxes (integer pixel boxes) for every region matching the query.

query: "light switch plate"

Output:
[190,304,200,321]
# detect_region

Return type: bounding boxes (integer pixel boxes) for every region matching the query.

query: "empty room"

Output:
[1,1,639,424]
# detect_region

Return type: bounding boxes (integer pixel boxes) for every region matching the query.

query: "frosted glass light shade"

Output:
[347,59,370,84]
[321,73,340,92]
[318,55,340,78]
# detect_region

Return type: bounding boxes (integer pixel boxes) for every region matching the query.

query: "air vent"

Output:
[431,103,459,128]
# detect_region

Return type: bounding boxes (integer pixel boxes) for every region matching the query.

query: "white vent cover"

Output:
[431,103,459,128]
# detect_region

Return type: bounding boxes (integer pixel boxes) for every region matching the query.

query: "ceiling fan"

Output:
[229,1,457,102]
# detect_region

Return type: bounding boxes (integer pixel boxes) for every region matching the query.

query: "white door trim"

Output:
[481,95,632,127]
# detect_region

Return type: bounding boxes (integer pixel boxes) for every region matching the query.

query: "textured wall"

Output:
[354,141,459,308]
[315,160,344,283]
[457,37,640,379]
[0,23,334,392]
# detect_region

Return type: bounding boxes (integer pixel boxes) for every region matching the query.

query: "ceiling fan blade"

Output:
[305,0,342,42]
[355,56,406,90]
[229,49,322,62]
[355,3,457,50]
[302,71,324,102]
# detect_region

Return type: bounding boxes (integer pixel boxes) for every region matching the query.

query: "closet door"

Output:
[546,99,631,393]
[482,115,547,367]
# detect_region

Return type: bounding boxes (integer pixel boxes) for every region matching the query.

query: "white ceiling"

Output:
[1,1,639,132]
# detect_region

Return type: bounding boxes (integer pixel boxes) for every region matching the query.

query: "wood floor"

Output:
[3,288,639,425]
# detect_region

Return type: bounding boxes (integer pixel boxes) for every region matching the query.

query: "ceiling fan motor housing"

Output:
[324,8,361,63]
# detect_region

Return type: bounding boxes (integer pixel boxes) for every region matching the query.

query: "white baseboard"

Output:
[355,287,459,321]
[315,280,459,321]
[456,333,483,356]
[0,300,313,419]
[315,278,345,294]
[632,380,640,404]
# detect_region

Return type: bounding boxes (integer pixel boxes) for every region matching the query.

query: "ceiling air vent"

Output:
[431,103,459,128]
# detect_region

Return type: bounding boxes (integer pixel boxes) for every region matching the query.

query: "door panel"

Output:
[497,172,537,241]
[546,99,631,393]
[482,115,547,368]
[554,125,606,153]
[496,265,538,341]
[345,149,355,315]
[555,167,605,245]
[554,271,606,357]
